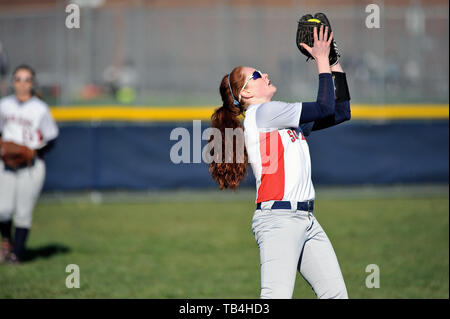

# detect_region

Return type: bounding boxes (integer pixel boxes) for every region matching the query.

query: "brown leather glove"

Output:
[0,140,36,169]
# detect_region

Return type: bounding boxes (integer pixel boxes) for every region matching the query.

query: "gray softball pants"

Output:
[0,159,45,229]
[252,201,348,299]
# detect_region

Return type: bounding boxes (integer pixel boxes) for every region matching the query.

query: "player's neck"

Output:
[248,97,271,105]
[16,93,32,103]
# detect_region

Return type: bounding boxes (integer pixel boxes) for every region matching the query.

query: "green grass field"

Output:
[0,186,448,299]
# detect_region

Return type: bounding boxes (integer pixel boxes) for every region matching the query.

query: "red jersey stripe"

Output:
[256,131,285,203]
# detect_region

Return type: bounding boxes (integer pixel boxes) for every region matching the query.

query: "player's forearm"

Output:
[315,72,335,116]
[316,56,331,74]
[311,100,351,131]
[36,138,57,158]
[330,62,344,73]
[299,73,335,123]
[332,71,350,103]
[335,100,351,122]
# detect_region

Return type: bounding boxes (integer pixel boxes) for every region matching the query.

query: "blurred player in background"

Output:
[0,64,59,265]
[209,26,351,298]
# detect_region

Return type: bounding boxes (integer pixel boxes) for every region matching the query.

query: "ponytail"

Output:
[209,67,248,190]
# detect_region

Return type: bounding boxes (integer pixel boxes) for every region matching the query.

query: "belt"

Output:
[3,157,36,172]
[256,200,314,212]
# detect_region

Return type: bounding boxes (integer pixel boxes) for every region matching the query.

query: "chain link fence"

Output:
[0,0,448,105]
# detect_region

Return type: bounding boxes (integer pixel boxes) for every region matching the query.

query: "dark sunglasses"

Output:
[14,77,33,83]
[239,70,263,101]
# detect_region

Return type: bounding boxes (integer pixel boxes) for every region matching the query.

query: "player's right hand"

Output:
[300,25,333,64]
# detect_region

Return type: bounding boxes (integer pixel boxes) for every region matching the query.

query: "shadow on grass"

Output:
[21,244,71,262]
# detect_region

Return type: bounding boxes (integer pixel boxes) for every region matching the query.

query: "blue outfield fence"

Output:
[42,120,449,191]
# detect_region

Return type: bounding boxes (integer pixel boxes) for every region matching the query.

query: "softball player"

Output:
[209,26,351,298]
[0,64,58,265]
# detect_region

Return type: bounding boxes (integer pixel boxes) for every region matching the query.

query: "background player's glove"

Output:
[0,140,36,169]
[296,12,340,66]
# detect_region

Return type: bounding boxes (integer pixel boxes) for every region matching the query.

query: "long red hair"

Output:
[209,66,249,190]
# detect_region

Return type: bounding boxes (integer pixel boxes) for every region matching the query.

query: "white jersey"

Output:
[0,95,58,150]
[244,101,315,203]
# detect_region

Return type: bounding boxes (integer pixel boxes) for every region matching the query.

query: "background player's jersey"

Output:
[0,95,58,149]
[244,101,315,203]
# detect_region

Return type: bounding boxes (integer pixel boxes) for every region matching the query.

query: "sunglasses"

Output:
[14,77,33,83]
[239,70,263,102]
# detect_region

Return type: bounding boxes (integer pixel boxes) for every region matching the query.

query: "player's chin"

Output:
[267,88,277,100]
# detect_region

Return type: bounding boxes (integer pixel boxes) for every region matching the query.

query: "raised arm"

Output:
[298,25,336,124]
[300,62,351,135]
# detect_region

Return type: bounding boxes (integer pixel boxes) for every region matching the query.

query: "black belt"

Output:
[256,200,314,212]
[3,157,36,172]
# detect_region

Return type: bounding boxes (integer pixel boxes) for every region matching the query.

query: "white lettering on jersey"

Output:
[244,101,315,203]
